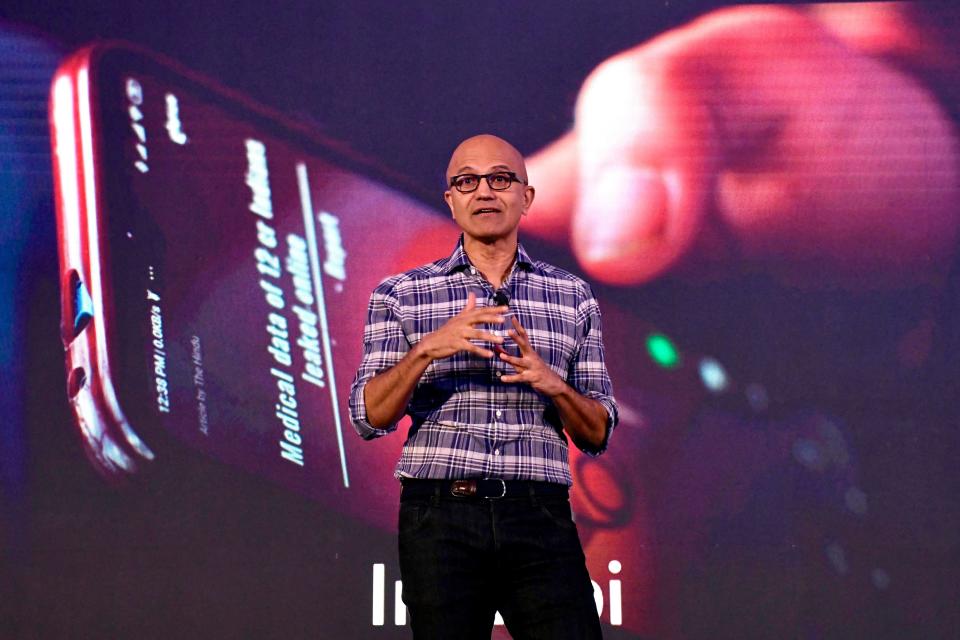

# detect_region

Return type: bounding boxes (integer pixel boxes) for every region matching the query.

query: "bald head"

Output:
[446,134,528,184]
[443,134,535,245]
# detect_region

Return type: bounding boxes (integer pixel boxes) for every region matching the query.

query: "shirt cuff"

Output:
[578,392,619,457]
[349,378,399,440]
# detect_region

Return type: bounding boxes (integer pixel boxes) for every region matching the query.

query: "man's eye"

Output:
[490,173,511,186]
[458,176,478,186]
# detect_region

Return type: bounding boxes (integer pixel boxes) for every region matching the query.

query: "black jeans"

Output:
[397,484,602,639]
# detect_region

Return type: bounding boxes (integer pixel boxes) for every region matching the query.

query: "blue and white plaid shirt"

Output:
[348,236,618,485]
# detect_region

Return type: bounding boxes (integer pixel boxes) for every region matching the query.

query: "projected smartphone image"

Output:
[35,4,960,635]
[49,41,891,637]
[45,37,941,639]
[49,42,469,528]
[46,39,804,523]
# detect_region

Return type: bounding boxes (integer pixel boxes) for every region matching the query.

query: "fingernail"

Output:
[575,166,668,264]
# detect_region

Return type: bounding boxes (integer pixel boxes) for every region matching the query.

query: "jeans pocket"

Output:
[398,498,434,536]
[536,497,577,531]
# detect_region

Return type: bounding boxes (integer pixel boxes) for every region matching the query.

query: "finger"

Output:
[526,25,716,286]
[509,318,531,348]
[524,133,579,243]
[465,343,494,358]
[459,291,477,314]
[808,3,928,60]
[507,328,527,352]
[498,351,525,367]
[509,332,533,358]
[464,313,506,327]
[465,305,509,318]
[530,6,959,288]
[494,343,519,358]
[499,373,525,384]
[563,20,719,287]
[473,330,504,344]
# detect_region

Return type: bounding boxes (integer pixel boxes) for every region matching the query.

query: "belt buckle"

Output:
[487,479,506,500]
[451,479,477,498]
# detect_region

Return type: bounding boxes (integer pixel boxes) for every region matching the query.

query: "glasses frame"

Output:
[449,171,527,193]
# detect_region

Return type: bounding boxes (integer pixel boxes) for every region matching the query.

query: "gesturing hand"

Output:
[498,317,567,397]
[418,292,507,361]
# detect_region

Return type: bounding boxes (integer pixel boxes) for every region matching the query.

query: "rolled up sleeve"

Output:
[568,285,619,455]
[348,279,409,439]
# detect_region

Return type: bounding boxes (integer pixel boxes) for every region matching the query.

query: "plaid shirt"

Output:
[348,237,618,485]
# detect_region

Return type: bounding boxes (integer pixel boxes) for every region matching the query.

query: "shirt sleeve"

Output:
[568,282,619,455]
[348,278,410,439]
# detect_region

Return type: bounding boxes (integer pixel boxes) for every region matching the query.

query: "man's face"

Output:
[444,135,535,244]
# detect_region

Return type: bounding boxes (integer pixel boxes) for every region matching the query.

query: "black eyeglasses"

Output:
[449,171,526,193]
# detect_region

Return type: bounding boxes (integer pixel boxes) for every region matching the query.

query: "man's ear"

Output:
[522,185,536,214]
[443,190,455,218]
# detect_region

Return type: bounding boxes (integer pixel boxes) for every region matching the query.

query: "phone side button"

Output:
[67,367,87,398]
[69,271,94,339]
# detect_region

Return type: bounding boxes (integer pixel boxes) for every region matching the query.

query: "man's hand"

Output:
[362,292,507,429]
[418,292,507,360]
[499,316,609,451]
[498,317,567,397]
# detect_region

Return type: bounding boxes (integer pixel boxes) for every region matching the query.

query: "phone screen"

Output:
[75,47,458,524]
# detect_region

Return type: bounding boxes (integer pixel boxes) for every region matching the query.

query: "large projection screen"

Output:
[1,2,958,638]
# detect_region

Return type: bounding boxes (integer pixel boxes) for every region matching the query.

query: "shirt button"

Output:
[495,371,502,377]
[470,267,477,275]
[494,449,501,456]
[495,410,502,418]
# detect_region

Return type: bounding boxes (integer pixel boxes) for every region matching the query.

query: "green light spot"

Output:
[646,333,680,368]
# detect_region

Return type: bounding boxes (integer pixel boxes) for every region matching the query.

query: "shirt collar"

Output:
[441,234,539,275]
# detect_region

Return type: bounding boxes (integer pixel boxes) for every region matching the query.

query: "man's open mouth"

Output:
[473,208,500,215]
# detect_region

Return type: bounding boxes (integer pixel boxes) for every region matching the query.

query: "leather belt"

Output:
[400,478,568,500]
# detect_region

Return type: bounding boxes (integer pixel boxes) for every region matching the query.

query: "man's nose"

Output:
[475,179,496,197]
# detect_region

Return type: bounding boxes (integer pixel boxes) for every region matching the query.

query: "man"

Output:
[349,134,618,639]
